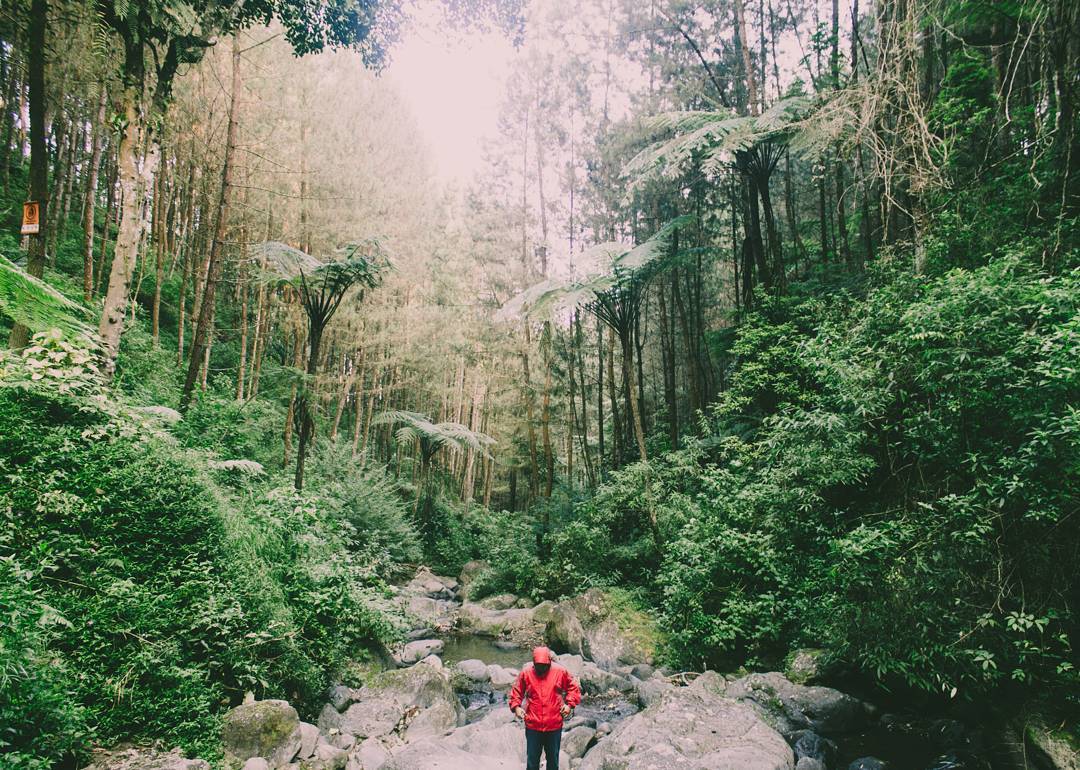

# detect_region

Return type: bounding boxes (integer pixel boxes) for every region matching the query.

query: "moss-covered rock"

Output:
[554,588,662,668]
[318,662,461,740]
[1026,717,1079,770]
[221,700,301,769]
[783,648,830,685]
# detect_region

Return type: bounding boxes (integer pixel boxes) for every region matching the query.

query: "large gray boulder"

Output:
[355,738,392,770]
[383,707,568,770]
[456,602,541,644]
[554,653,585,679]
[562,726,597,759]
[457,560,490,601]
[399,638,445,665]
[634,676,674,708]
[457,658,491,682]
[317,663,462,740]
[405,567,458,599]
[296,741,347,770]
[726,672,870,737]
[579,661,634,695]
[544,603,588,657]
[406,595,456,624]
[547,589,659,668]
[487,664,518,690]
[579,672,793,770]
[297,723,320,759]
[222,700,302,769]
[479,593,520,611]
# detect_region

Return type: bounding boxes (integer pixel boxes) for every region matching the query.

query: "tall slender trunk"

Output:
[0,41,18,197]
[596,313,605,481]
[95,159,117,295]
[294,323,323,490]
[98,77,159,373]
[177,246,191,364]
[181,37,241,410]
[541,324,554,497]
[151,163,166,343]
[521,323,540,498]
[351,346,367,455]
[657,276,678,449]
[9,0,48,350]
[81,86,107,303]
[283,329,303,467]
[733,0,760,115]
[606,325,622,467]
[44,118,71,261]
[235,247,250,401]
[461,374,485,506]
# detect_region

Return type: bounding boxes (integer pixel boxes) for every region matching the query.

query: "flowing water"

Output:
[441,632,640,727]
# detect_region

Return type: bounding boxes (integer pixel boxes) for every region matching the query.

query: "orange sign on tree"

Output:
[21,201,40,235]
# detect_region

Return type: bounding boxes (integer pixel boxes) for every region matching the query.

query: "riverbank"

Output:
[86,566,1080,770]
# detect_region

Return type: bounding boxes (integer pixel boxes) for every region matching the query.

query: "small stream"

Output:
[400,574,997,770]
[440,633,641,728]
[438,632,994,769]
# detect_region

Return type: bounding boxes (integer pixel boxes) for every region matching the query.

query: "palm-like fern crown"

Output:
[374,410,496,460]
[626,95,813,185]
[501,215,693,323]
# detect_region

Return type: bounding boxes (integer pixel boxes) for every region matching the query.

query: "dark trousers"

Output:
[525,727,561,770]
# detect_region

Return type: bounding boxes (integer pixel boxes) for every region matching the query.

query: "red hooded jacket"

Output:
[509,661,582,731]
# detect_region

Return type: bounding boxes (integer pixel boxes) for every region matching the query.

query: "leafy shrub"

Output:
[0,556,88,770]
[554,257,1079,704]
[0,377,401,763]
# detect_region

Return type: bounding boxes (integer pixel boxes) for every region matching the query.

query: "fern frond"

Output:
[0,254,94,342]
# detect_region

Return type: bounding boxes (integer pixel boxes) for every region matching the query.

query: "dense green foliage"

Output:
[523,253,1079,707]
[0,333,415,765]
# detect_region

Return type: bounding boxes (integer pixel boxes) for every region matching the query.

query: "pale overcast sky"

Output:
[386,8,516,184]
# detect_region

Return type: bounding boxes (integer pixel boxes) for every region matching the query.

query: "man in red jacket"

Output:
[509,646,583,770]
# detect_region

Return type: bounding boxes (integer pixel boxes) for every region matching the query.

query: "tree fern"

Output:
[0,254,94,342]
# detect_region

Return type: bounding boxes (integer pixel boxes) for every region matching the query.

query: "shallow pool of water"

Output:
[440,635,530,668]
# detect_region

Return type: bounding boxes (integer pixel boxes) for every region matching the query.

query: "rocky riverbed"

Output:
[85,565,1070,770]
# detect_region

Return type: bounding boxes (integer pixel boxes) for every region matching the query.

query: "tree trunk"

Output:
[757,170,785,289]
[8,0,47,350]
[283,329,303,467]
[657,275,678,449]
[606,324,622,468]
[95,158,117,296]
[541,322,554,497]
[596,313,605,481]
[180,37,241,410]
[235,248,250,401]
[461,374,485,506]
[522,322,540,498]
[294,323,322,490]
[81,86,107,303]
[151,163,166,343]
[732,0,760,115]
[0,41,19,198]
[98,80,159,374]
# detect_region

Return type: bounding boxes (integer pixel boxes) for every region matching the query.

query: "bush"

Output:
[0,556,88,770]
[0,375,401,764]
[557,257,1079,704]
